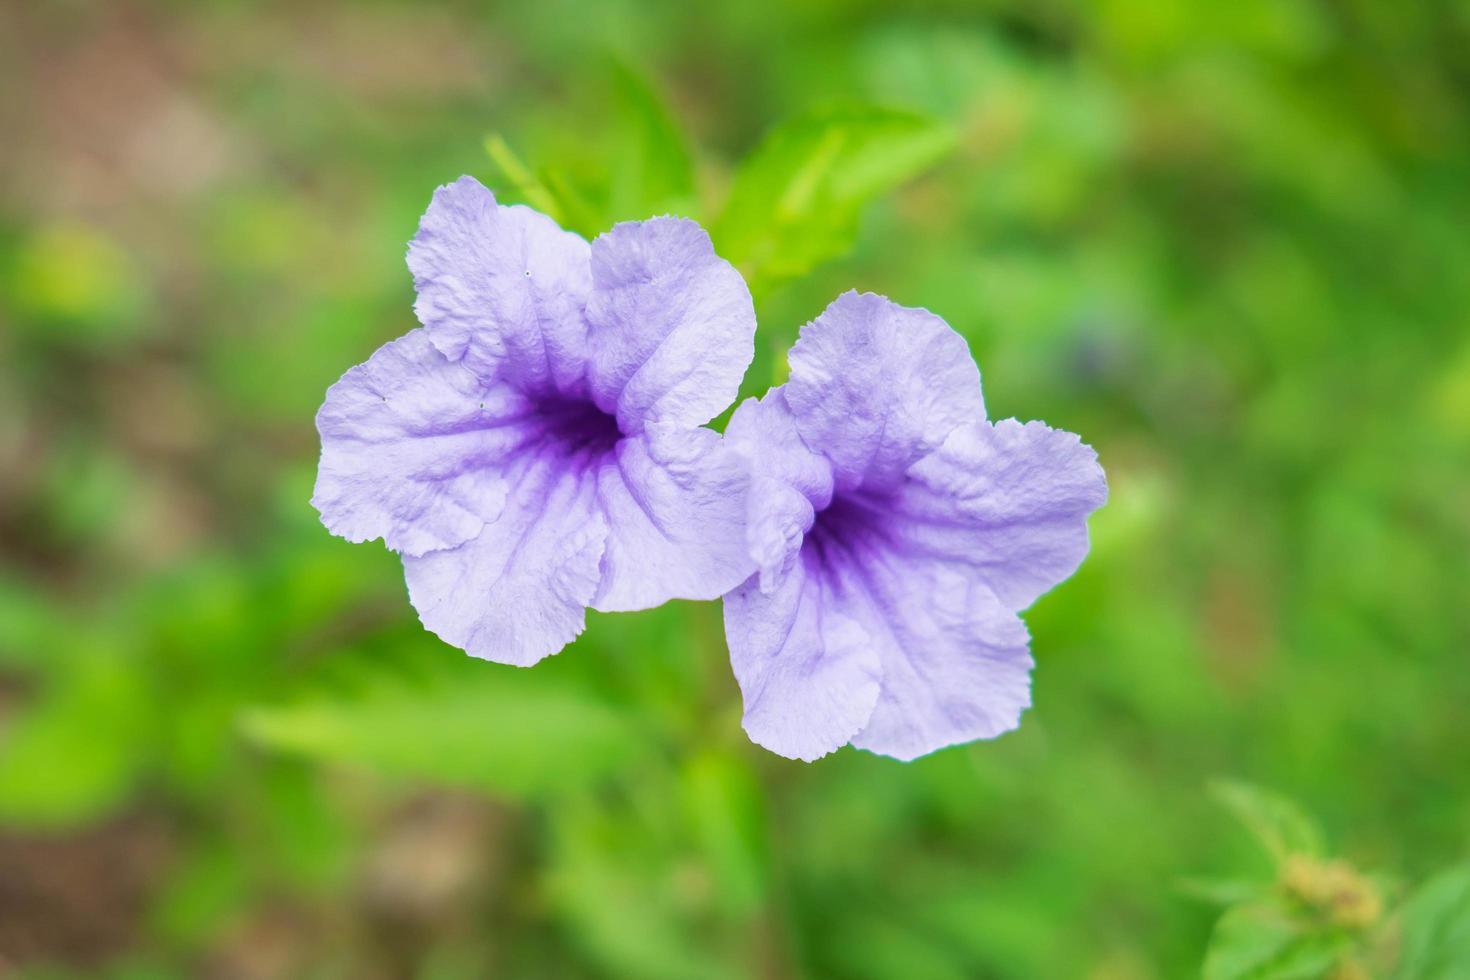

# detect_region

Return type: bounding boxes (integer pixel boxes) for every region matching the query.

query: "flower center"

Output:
[805,491,892,575]
[534,395,623,462]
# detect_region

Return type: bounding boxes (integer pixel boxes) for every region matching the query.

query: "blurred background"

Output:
[1,1,1468,977]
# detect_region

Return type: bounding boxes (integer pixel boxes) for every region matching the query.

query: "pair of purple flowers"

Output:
[313,176,1106,762]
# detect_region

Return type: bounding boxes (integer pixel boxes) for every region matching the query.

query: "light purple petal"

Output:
[725,508,1033,762]
[324,179,769,668]
[714,291,1105,762]
[723,560,882,762]
[590,422,754,612]
[402,457,608,666]
[312,329,524,557]
[784,291,985,492]
[407,176,592,394]
[893,418,1108,610]
[585,218,755,434]
[848,559,1034,761]
[724,389,834,592]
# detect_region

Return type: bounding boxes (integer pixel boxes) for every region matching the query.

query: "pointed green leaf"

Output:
[1395,864,1470,980]
[241,665,651,800]
[605,60,695,220]
[483,133,568,223]
[1203,900,1351,980]
[712,103,956,294]
[1210,779,1326,865]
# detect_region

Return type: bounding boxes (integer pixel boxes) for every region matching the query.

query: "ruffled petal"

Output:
[585,218,755,433]
[785,291,984,492]
[848,558,1033,761]
[590,423,754,612]
[312,329,525,557]
[892,418,1108,610]
[401,458,608,666]
[724,389,834,592]
[723,560,882,762]
[407,176,592,395]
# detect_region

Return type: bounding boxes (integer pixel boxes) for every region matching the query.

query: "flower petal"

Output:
[785,291,984,492]
[848,559,1033,761]
[407,176,592,394]
[585,217,755,433]
[724,389,834,592]
[312,329,523,557]
[723,559,882,762]
[590,423,753,612]
[893,418,1108,610]
[402,458,608,666]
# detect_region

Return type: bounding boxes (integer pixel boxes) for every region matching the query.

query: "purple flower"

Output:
[313,177,757,665]
[722,291,1107,761]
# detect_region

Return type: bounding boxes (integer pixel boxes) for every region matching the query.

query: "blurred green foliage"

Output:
[1196,782,1470,980]
[1,0,1467,977]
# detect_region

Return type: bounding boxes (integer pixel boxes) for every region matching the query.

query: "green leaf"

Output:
[539,166,605,238]
[0,647,154,827]
[240,664,652,800]
[1178,875,1273,907]
[483,135,605,239]
[1395,864,1470,980]
[483,133,567,223]
[679,750,768,914]
[546,794,740,980]
[605,59,695,220]
[712,103,956,294]
[1210,779,1326,866]
[1203,900,1351,980]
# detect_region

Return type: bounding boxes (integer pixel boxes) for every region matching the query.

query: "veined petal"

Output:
[407,176,592,395]
[312,329,524,557]
[723,560,882,762]
[785,291,984,492]
[585,218,755,433]
[590,423,753,612]
[725,511,1033,762]
[402,457,608,666]
[894,418,1108,610]
[716,290,1103,763]
[848,558,1033,761]
[724,390,834,592]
